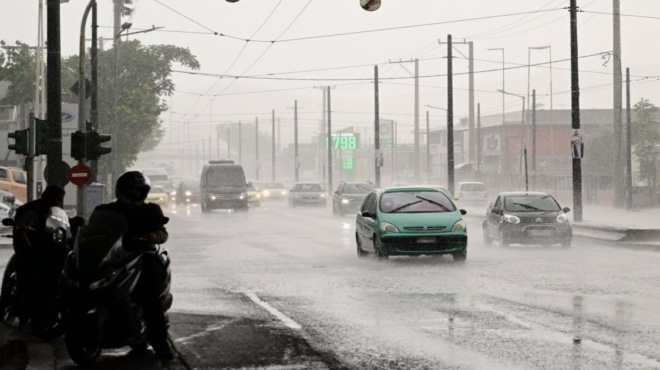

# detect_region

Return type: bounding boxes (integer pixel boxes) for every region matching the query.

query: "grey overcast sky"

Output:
[3,1,660,146]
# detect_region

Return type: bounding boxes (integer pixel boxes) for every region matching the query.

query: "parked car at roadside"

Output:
[0,167,27,203]
[332,181,375,216]
[482,191,572,247]
[289,182,326,207]
[355,186,468,262]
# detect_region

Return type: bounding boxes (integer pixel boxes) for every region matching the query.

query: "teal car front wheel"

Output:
[373,237,388,261]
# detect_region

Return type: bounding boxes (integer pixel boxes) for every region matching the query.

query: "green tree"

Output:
[631,98,660,186]
[0,43,38,105]
[61,40,200,175]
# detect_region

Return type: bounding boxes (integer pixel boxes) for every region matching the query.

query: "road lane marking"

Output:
[245,291,302,330]
[174,322,232,343]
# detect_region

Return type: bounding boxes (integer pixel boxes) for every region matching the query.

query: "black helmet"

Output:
[116,171,151,204]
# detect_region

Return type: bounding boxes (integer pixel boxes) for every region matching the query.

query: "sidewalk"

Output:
[575,205,660,229]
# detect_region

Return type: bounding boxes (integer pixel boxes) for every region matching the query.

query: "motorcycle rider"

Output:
[11,185,68,326]
[93,171,173,359]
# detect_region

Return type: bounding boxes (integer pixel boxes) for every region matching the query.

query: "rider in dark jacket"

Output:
[12,186,68,322]
[94,171,173,359]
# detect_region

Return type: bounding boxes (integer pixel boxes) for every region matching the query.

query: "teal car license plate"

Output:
[417,237,436,244]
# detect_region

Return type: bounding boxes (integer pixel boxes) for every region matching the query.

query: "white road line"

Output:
[245,291,302,330]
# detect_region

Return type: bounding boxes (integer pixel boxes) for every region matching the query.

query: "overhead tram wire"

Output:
[155,0,286,117]
[170,51,611,82]
[465,0,565,39]
[196,0,314,114]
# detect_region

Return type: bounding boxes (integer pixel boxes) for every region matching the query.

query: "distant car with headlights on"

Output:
[261,181,287,200]
[289,182,326,207]
[146,185,169,205]
[247,182,261,207]
[332,181,375,216]
[173,179,200,205]
[355,186,468,262]
[482,191,572,247]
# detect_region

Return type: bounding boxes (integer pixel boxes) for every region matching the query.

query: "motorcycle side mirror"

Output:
[2,218,14,227]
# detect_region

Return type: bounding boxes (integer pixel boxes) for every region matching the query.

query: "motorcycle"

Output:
[0,207,72,340]
[59,210,172,365]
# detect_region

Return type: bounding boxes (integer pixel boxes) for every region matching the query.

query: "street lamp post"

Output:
[426,105,448,185]
[529,46,554,160]
[498,90,526,187]
[487,48,505,173]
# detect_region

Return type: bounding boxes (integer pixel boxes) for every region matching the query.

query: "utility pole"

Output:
[532,90,537,189]
[426,110,430,183]
[238,120,242,164]
[112,0,121,185]
[477,103,481,176]
[440,38,474,165]
[625,68,632,210]
[46,0,64,188]
[613,0,624,207]
[327,87,333,193]
[227,126,230,160]
[272,109,276,181]
[255,117,259,180]
[313,86,327,182]
[447,35,455,196]
[570,0,583,221]
[294,100,299,182]
[374,66,381,188]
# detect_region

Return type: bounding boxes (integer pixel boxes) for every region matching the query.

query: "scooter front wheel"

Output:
[64,310,103,365]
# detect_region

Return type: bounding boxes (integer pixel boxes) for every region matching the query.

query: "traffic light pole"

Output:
[27,113,36,202]
[76,0,95,218]
[46,0,64,188]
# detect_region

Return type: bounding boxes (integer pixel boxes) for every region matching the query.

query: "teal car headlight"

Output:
[451,219,466,232]
[504,214,520,224]
[380,221,399,233]
[341,198,350,204]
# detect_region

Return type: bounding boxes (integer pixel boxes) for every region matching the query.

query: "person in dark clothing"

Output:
[94,171,173,360]
[11,186,68,327]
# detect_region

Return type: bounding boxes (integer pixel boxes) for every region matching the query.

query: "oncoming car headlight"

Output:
[504,214,520,224]
[557,213,569,223]
[341,199,350,204]
[380,221,399,233]
[185,191,192,196]
[239,192,247,200]
[451,219,466,232]
[320,193,326,198]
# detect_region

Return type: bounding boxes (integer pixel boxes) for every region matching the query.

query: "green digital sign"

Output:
[325,133,359,150]
[343,157,353,170]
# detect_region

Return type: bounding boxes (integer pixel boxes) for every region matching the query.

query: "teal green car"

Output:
[355,186,468,262]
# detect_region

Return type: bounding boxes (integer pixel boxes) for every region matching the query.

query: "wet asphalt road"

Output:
[2,200,660,369]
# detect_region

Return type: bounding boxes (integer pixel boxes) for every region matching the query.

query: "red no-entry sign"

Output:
[67,164,92,186]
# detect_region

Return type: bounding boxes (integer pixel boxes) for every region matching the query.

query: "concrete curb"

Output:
[0,323,28,368]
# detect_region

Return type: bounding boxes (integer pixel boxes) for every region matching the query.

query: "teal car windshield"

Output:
[504,195,561,212]
[380,191,456,213]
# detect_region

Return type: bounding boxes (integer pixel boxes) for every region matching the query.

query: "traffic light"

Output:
[86,131,111,161]
[8,129,29,155]
[35,119,48,155]
[71,131,86,161]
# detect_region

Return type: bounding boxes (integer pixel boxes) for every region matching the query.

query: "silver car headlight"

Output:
[557,213,569,223]
[341,198,350,204]
[451,219,466,232]
[380,221,399,233]
[504,214,520,224]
